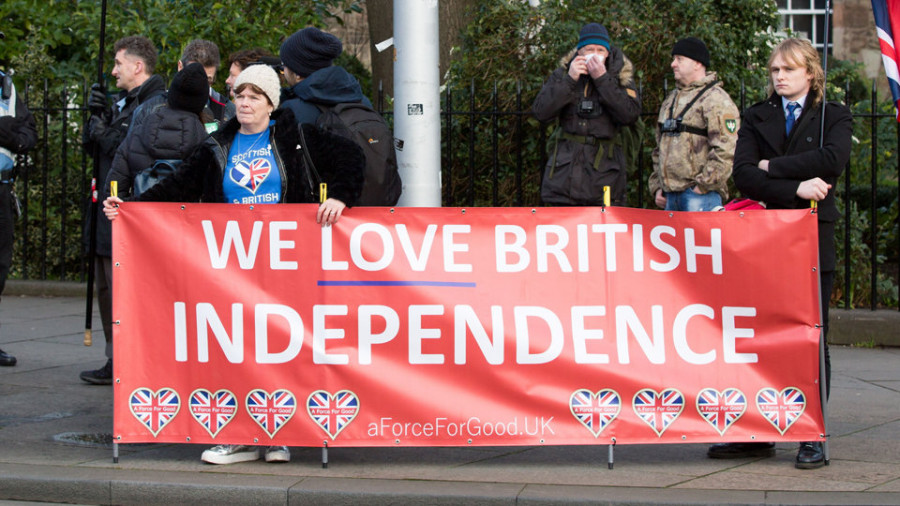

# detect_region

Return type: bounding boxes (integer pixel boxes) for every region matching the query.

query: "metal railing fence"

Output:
[10,78,898,310]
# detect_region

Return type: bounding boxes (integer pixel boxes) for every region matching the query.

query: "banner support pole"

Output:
[113,441,119,464]
[608,439,615,469]
[322,440,328,469]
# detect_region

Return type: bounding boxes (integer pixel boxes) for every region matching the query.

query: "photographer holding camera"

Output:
[533,22,641,207]
[649,37,739,211]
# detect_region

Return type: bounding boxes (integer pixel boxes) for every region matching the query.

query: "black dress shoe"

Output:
[795,441,825,469]
[707,442,775,459]
[0,348,16,367]
[79,359,113,385]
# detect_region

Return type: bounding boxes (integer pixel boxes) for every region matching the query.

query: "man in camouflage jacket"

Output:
[649,37,739,211]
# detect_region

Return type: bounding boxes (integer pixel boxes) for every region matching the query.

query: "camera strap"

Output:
[663,80,719,136]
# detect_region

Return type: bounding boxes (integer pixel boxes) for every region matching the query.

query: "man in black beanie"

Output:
[649,36,739,211]
[278,27,373,125]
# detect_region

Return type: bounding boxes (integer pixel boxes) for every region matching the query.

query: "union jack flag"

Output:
[231,158,272,193]
[246,389,296,438]
[569,389,620,437]
[873,0,900,121]
[632,388,684,437]
[190,389,237,438]
[307,390,360,440]
[696,388,747,436]
[756,387,806,435]
[129,387,181,437]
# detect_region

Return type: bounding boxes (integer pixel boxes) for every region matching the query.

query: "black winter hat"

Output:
[577,23,610,50]
[167,62,209,115]
[672,37,710,68]
[280,27,343,78]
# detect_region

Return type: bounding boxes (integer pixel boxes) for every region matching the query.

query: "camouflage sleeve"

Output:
[695,90,739,195]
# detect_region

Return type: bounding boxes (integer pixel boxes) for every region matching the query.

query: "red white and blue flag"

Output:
[632,388,685,437]
[190,389,237,438]
[246,389,296,438]
[696,388,747,436]
[307,390,360,440]
[569,389,620,438]
[129,387,181,437]
[756,387,807,435]
[873,0,900,121]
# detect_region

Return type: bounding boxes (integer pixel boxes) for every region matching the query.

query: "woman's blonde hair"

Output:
[766,38,825,105]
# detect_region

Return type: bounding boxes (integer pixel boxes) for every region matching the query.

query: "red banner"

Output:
[112,204,824,447]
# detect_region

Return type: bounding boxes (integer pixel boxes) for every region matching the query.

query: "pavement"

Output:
[0,287,898,505]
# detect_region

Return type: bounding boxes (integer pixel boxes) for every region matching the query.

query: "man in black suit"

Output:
[708,38,852,469]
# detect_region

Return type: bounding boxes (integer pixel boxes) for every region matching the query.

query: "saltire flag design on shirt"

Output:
[189,389,237,438]
[231,158,272,193]
[695,388,747,436]
[756,387,807,435]
[873,0,900,121]
[129,387,181,437]
[307,390,360,440]
[632,388,684,437]
[246,389,296,438]
[569,389,621,437]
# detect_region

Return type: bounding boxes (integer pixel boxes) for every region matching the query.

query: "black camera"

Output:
[250,56,284,74]
[579,99,594,114]
[660,118,684,136]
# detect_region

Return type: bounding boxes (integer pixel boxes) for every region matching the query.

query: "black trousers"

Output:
[95,255,113,360]
[0,184,14,297]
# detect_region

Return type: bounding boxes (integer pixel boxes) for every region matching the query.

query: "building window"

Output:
[777,0,832,52]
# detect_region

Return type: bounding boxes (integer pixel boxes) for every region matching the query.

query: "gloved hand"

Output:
[86,114,108,143]
[88,83,109,117]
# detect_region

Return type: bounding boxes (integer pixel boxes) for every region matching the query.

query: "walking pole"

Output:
[818,0,832,465]
[84,0,108,347]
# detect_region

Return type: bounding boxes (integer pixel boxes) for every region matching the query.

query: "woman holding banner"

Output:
[103,63,365,464]
[720,38,851,469]
[104,63,364,225]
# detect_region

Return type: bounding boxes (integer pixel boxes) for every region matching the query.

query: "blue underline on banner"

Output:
[317,280,477,288]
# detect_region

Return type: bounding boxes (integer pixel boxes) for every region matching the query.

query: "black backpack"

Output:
[315,102,402,206]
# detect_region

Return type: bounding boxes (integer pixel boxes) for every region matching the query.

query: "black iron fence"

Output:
[10,79,899,310]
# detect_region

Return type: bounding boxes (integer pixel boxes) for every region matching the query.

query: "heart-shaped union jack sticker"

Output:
[569,388,620,437]
[245,389,296,438]
[756,387,806,435]
[189,389,237,438]
[632,388,684,437]
[306,390,360,440]
[695,388,747,436]
[129,387,181,437]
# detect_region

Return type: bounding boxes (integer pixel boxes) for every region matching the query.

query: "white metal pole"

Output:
[394,0,442,206]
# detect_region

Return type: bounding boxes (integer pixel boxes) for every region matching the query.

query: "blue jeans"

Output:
[664,188,722,211]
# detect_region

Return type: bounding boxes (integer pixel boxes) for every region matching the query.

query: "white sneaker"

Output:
[265,445,290,463]
[201,444,261,465]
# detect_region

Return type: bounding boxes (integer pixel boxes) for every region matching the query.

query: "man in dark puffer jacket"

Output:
[105,62,211,197]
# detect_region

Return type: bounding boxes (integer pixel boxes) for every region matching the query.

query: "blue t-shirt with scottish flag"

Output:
[223,123,282,204]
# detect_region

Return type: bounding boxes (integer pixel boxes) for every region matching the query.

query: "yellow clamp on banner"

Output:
[110,180,118,198]
[319,183,328,203]
[603,186,610,207]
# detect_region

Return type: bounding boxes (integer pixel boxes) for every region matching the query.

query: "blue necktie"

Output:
[785,102,800,135]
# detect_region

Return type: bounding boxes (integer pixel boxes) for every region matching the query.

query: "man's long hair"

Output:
[766,38,824,105]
